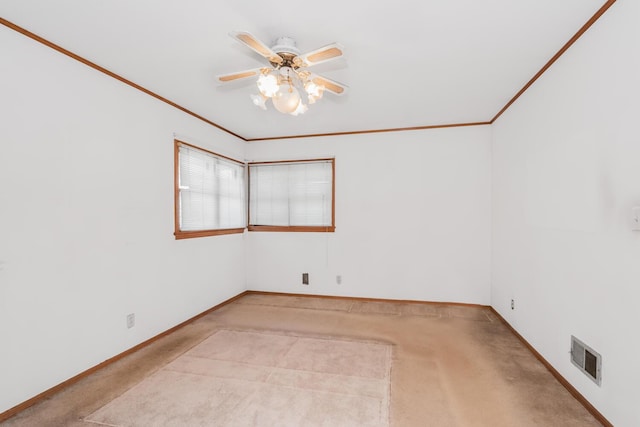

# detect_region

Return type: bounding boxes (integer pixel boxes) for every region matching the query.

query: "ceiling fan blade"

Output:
[310,74,348,95]
[216,68,265,83]
[294,43,344,68]
[229,31,283,65]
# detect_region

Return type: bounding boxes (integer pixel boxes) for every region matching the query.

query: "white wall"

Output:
[0,26,246,413]
[246,126,492,304]
[491,1,640,425]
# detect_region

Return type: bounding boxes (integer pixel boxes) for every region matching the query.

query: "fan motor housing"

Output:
[271,36,299,55]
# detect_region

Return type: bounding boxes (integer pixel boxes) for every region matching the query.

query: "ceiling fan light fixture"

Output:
[291,102,308,116]
[220,31,348,116]
[250,93,267,110]
[256,72,279,97]
[305,81,324,104]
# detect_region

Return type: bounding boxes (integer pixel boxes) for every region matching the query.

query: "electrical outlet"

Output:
[510,299,515,310]
[126,313,135,329]
[336,275,342,284]
[302,273,309,285]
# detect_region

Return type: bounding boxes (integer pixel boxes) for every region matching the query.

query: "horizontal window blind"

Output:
[178,143,245,231]
[249,160,333,227]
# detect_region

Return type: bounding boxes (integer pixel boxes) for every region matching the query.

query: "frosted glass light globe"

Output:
[257,74,279,97]
[250,93,267,110]
[291,102,308,116]
[272,85,301,114]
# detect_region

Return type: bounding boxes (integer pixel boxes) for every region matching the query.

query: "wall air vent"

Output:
[570,335,602,386]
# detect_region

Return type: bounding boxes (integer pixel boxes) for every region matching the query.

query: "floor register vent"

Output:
[570,335,602,386]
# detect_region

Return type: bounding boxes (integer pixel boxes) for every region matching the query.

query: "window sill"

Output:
[248,225,335,233]
[174,228,245,240]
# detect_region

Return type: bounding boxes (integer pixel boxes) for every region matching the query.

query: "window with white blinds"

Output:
[174,141,246,239]
[248,159,335,232]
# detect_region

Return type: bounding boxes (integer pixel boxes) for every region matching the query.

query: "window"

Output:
[174,140,246,239]
[248,159,335,232]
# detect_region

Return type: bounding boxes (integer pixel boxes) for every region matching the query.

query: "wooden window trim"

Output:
[247,158,336,233]
[173,139,246,239]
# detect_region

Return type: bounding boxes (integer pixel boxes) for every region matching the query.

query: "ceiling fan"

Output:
[217,31,348,116]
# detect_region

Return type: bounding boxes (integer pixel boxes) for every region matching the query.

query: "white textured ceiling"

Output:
[1,0,610,140]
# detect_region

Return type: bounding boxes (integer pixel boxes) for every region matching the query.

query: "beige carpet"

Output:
[83,329,392,426]
[2,293,603,427]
